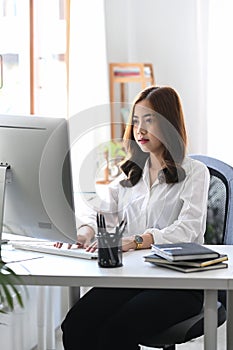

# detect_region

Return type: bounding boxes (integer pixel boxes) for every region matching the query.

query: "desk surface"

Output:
[3,236,233,350]
[3,240,233,290]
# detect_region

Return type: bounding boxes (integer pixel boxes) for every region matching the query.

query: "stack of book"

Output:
[144,242,228,273]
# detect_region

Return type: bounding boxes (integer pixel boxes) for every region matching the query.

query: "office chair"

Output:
[139,154,233,350]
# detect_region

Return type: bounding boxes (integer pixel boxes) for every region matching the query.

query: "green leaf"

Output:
[0,259,27,312]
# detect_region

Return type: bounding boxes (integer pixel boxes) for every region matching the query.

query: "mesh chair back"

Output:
[190,154,233,246]
[205,169,227,244]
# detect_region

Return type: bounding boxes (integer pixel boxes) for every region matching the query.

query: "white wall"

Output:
[207,0,233,165]
[104,0,209,155]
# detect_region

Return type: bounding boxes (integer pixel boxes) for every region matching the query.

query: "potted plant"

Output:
[96,140,126,184]
[0,259,24,313]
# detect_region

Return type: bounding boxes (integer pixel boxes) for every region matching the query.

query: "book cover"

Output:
[151,242,220,261]
[150,262,228,273]
[144,253,228,267]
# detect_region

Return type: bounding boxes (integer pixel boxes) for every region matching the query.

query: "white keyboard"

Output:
[11,241,98,260]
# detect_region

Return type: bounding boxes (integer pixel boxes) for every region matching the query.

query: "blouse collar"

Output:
[142,158,160,188]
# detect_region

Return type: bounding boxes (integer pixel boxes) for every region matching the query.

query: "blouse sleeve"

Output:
[144,160,210,244]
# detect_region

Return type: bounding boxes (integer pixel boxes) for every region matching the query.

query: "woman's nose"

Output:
[136,123,147,134]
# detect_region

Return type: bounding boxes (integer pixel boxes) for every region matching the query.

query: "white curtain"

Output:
[207,0,233,165]
[68,0,111,193]
[69,0,109,115]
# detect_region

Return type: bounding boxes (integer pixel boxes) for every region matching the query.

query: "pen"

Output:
[96,212,106,236]
[118,220,127,236]
[96,212,117,266]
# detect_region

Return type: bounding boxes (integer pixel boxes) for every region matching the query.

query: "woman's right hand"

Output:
[54,225,95,249]
[76,225,95,248]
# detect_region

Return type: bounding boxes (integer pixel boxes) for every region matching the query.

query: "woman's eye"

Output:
[145,118,153,124]
[132,118,139,125]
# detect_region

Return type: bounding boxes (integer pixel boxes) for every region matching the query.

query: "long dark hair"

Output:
[120,86,187,187]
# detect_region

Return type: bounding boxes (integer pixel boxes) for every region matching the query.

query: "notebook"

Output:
[144,253,228,267]
[151,261,228,273]
[151,242,220,261]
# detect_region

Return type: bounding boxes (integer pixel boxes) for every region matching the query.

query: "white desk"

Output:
[3,243,233,350]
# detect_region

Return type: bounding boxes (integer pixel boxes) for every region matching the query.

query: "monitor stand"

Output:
[0,163,11,261]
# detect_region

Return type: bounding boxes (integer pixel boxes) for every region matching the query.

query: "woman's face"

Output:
[133,100,164,155]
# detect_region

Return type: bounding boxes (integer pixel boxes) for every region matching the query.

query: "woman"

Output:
[61,86,210,350]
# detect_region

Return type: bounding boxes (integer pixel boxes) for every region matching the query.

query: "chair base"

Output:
[140,302,226,349]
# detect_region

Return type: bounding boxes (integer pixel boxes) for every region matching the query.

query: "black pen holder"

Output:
[97,233,123,268]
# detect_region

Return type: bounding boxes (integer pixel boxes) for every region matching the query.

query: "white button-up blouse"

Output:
[78,156,210,245]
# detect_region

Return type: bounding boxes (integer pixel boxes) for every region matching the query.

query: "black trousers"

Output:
[61,287,203,350]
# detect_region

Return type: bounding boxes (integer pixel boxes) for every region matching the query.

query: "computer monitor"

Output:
[0,114,77,247]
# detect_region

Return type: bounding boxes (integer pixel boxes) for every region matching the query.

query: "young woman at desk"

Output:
[61,86,210,350]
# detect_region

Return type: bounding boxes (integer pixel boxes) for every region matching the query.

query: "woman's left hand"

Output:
[122,236,137,251]
[122,233,154,251]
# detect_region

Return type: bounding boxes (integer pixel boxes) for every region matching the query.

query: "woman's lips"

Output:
[138,138,149,144]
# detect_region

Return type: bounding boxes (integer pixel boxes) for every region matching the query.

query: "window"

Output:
[0,0,68,117]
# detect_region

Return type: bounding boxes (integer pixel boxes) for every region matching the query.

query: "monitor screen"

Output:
[0,114,77,244]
